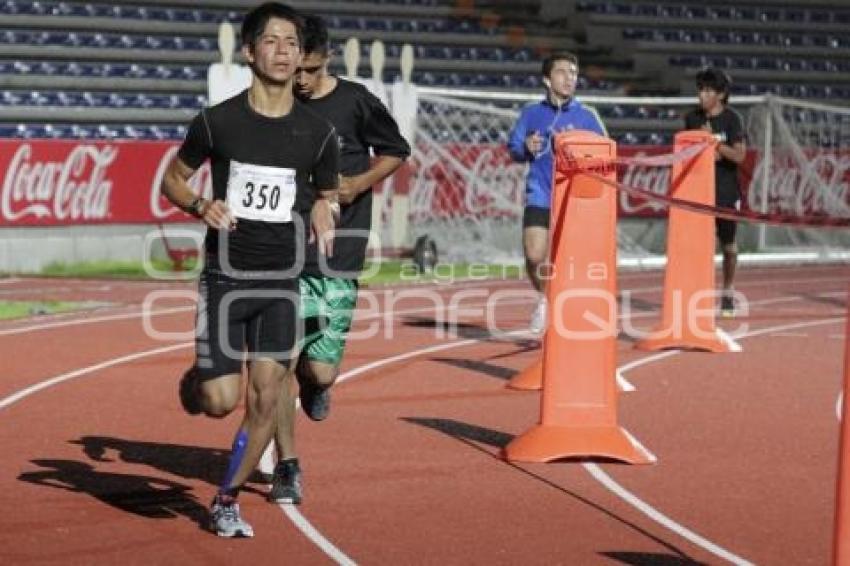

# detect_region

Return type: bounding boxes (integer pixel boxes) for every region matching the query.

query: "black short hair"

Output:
[302,13,330,56]
[542,51,578,77]
[240,2,303,49]
[695,67,732,103]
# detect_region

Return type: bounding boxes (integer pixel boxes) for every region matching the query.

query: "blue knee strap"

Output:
[221,428,248,492]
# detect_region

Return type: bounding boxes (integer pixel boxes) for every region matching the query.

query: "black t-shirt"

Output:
[684,107,745,207]
[178,91,339,272]
[299,78,410,278]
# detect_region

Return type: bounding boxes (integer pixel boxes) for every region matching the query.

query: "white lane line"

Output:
[0,342,192,410]
[280,505,357,566]
[586,316,846,565]
[583,464,754,566]
[0,306,194,336]
[275,327,532,565]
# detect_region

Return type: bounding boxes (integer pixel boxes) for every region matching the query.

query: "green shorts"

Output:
[299,275,358,366]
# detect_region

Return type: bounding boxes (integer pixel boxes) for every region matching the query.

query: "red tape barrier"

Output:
[557,143,850,229]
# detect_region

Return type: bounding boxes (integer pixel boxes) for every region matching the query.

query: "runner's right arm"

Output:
[160,111,234,230]
[310,126,341,256]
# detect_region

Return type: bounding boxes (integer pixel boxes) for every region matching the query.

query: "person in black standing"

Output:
[160,2,339,537]
[684,67,746,316]
[261,13,410,505]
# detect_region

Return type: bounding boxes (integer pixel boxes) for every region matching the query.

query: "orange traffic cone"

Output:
[635,130,740,353]
[833,294,850,566]
[503,131,654,464]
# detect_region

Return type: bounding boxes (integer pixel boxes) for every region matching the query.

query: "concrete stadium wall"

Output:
[0,223,204,274]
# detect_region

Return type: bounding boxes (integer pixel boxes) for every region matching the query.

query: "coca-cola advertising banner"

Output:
[6,139,819,227]
[616,146,757,218]
[0,140,210,226]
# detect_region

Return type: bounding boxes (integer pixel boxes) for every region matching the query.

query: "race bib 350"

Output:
[226,160,296,222]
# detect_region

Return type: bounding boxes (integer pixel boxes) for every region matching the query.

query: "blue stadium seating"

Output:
[579,1,850,24]
[623,27,850,48]
[0,121,189,140]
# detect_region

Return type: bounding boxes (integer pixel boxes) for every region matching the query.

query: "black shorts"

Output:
[716,218,737,246]
[715,200,739,246]
[194,269,300,379]
[522,205,550,229]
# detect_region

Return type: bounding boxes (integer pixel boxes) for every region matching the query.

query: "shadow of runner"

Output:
[402,316,493,340]
[70,436,266,495]
[600,551,706,565]
[401,417,702,563]
[430,357,517,381]
[18,459,207,527]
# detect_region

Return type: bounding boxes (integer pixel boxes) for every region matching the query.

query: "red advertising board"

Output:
[6,138,824,227]
[0,139,209,226]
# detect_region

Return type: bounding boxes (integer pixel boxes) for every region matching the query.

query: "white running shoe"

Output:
[529,296,547,334]
[209,496,254,538]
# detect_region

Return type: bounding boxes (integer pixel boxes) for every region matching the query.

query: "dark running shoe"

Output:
[720,294,735,318]
[299,381,331,421]
[179,366,202,415]
[209,495,254,538]
[268,458,302,504]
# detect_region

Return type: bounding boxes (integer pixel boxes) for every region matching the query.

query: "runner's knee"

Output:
[309,360,338,388]
[200,385,240,418]
[248,361,286,417]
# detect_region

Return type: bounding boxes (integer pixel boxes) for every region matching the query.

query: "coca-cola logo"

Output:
[2,144,115,222]
[149,145,212,219]
[409,141,523,218]
[747,152,850,217]
[618,152,670,215]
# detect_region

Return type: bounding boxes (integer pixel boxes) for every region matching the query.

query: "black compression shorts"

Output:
[194,269,300,379]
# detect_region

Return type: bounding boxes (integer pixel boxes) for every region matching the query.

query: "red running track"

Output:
[0,265,847,565]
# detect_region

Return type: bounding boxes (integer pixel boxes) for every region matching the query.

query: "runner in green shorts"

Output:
[261,13,410,505]
[299,275,358,367]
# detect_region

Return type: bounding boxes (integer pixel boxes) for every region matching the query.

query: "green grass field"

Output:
[0,260,521,321]
[33,259,522,286]
[40,259,199,279]
[0,300,89,320]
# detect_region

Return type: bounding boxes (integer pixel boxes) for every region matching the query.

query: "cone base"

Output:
[508,365,635,392]
[635,328,741,353]
[502,424,655,464]
[506,360,542,390]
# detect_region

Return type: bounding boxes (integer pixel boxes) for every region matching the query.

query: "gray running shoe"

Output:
[300,382,331,421]
[209,495,254,538]
[268,459,303,504]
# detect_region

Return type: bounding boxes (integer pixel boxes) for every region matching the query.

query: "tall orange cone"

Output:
[635,130,740,353]
[833,294,850,566]
[503,131,654,464]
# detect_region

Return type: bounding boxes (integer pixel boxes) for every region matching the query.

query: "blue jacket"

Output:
[507,97,606,208]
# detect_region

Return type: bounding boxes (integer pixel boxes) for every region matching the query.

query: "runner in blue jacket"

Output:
[507,51,606,332]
